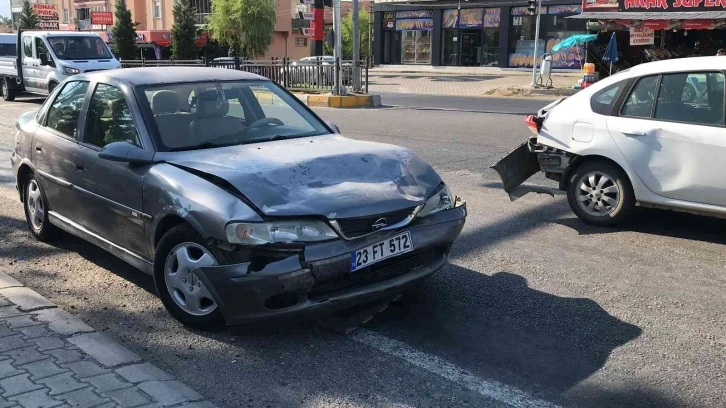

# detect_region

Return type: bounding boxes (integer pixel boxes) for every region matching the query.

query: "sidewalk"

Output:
[367,65,582,97]
[0,272,216,408]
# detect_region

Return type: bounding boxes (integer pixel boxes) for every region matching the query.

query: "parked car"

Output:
[492,57,725,227]
[289,56,353,87]
[11,67,467,330]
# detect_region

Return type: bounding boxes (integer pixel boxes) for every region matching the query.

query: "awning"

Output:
[570,11,726,19]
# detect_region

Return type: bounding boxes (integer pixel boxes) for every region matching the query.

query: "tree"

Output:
[112,0,138,60]
[207,0,276,58]
[18,1,39,29]
[171,0,198,60]
[0,15,12,27]
[341,11,370,60]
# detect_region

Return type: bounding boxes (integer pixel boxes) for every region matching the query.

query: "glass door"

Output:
[460,29,481,66]
[442,29,459,65]
[482,28,499,66]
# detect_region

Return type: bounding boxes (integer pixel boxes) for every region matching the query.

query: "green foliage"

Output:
[171,0,198,60]
[325,11,371,60]
[0,15,12,27]
[207,0,276,58]
[18,1,39,29]
[112,0,138,60]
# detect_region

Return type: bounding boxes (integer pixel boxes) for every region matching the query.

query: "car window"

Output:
[23,37,32,58]
[654,72,725,127]
[590,81,623,116]
[46,81,89,138]
[84,83,140,148]
[34,37,47,58]
[621,75,658,118]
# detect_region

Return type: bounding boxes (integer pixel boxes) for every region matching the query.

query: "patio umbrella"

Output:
[602,32,619,75]
[551,34,598,52]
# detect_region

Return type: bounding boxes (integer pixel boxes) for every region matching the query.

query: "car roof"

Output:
[629,56,726,77]
[24,31,104,39]
[76,67,267,86]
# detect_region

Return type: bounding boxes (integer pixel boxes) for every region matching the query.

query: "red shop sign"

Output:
[90,11,113,25]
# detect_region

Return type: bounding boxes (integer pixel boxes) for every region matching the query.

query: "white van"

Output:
[0,30,121,101]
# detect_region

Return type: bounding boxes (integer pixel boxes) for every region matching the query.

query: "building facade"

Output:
[373,0,584,68]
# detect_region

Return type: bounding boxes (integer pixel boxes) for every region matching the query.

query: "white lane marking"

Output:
[351,329,564,408]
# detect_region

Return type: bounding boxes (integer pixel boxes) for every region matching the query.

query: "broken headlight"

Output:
[225,220,339,245]
[418,184,455,218]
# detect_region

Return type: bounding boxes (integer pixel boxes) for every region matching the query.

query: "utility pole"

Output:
[333,0,343,95]
[352,0,360,92]
[529,0,542,87]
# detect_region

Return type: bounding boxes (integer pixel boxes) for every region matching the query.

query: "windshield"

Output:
[140,80,331,152]
[0,43,14,57]
[48,36,112,60]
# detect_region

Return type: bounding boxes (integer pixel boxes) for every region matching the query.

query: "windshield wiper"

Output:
[167,142,225,152]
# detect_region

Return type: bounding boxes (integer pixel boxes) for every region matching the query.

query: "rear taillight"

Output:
[524,115,540,135]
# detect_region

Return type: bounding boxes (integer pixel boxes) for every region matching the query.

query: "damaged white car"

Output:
[492,57,725,226]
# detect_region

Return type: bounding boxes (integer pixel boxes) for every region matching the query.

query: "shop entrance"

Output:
[460,30,482,66]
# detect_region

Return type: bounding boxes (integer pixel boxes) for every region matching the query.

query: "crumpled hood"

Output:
[162,135,442,218]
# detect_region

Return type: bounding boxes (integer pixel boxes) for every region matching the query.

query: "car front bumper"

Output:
[195,204,467,326]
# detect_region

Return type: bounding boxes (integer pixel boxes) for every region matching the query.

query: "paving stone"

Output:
[19,358,68,380]
[30,337,65,352]
[0,299,12,308]
[0,276,23,291]
[105,388,152,408]
[0,336,30,353]
[0,307,25,320]
[0,288,54,313]
[94,403,118,408]
[82,374,130,394]
[4,316,41,330]
[8,389,62,408]
[31,311,93,337]
[37,373,86,396]
[2,347,46,366]
[114,365,172,384]
[47,350,83,365]
[57,387,110,408]
[0,325,15,339]
[0,374,43,397]
[62,361,110,379]
[0,394,18,408]
[0,361,23,380]
[136,381,201,407]
[67,334,140,368]
[17,326,51,340]
[179,401,217,408]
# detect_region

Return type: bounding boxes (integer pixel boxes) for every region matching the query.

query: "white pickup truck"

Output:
[0,30,120,101]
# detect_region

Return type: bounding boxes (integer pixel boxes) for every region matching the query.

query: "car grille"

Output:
[335,207,416,238]
[308,247,443,299]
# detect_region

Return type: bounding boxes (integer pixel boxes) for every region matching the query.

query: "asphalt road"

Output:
[1,96,725,408]
[377,93,557,114]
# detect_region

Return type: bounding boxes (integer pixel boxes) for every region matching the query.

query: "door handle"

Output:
[74,161,84,171]
[622,129,646,137]
[35,144,42,152]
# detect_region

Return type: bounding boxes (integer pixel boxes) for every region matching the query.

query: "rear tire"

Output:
[23,174,60,241]
[566,160,635,227]
[153,224,226,331]
[2,79,16,102]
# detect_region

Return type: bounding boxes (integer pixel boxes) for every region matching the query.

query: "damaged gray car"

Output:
[10,67,467,330]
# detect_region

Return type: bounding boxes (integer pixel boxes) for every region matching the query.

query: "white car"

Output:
[492,57,725,226]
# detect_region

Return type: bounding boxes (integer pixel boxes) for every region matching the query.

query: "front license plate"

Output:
[351,232,413,272]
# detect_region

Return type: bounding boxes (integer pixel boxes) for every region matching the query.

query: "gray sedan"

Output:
[10,67,467,330]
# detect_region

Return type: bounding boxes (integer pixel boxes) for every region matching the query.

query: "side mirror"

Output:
[98,142,155,164]
[38,53,49,66]
[327,121,341,134]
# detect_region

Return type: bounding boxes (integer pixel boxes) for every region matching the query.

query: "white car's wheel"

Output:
[566,161,635,227]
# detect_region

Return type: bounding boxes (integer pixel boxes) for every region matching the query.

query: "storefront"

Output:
[373,0,584,68]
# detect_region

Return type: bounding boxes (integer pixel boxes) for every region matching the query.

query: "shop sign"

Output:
[395,18,434,30]
[442,9,459,28]
[582,0,618,11]
[620,0,726,12]
[383,12,395,28]
[483,8,501,27]
[396,10,433,19]
[511,6,546,15]
[104,33,146,43]
[630,27,655,45]
[90,11,113,25]
[548,5,583,14]
[32,4,59,30]
[458,8,484,28]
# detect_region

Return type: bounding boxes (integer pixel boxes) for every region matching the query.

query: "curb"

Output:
[521,87,579,97]
[293,93,382,109]
[0,270,218,408]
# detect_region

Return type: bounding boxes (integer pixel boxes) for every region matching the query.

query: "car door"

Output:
[72,81,149,259]
[20,35,41,93]
[32,80,89,220]
[607,71,726,206]
[34,36,54,92]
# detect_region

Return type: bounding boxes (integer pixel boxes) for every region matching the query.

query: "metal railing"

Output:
[120,56,369,94]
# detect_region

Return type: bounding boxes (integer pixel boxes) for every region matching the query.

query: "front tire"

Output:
[23,174,59,241]
[566,161,635,227]
[153,224,225,331]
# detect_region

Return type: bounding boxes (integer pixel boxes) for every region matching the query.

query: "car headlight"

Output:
[418,184,455,218]
[63,67,80,75]
[225,220,339,245]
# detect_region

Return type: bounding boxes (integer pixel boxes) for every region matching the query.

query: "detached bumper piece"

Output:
[195,206,465,326]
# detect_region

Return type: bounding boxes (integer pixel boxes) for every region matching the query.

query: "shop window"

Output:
[295,37,307,47]
[590,81,624,116]
[544,14,586,69]
[654,72,725,127]
[508,14,542,68]
[621,75,658,118]
[401,30,431,64]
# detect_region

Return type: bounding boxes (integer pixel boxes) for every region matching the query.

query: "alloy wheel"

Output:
[164,243,218,316]
[26,180,45,231]
[575,171,621,217]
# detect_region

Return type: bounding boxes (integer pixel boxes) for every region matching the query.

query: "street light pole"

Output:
[352,0,360,92]
[529,0,543,87]
[333,0,343,95]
